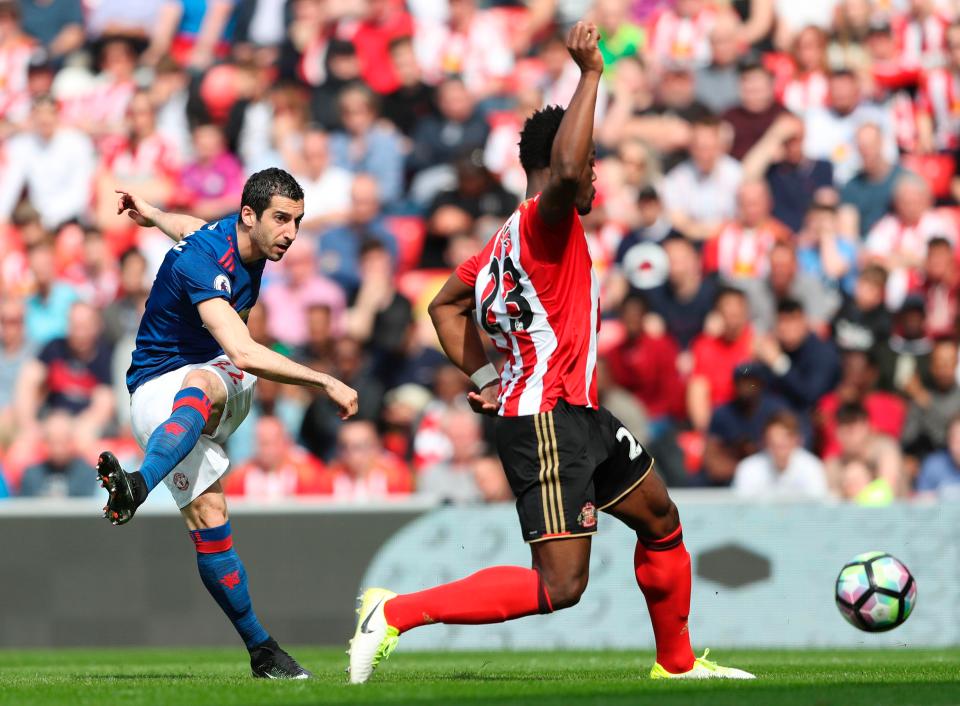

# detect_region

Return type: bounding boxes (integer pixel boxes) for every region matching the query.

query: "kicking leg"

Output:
[183,482,311,679]
[606,472,753,679]
[348,537,591,684]
[99,370,222,525]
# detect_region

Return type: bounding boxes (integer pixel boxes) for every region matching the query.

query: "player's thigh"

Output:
[180,479,229,531]
[495,402,598,544]
[193,356,257,443]
[181,369,227,436]
[592,408,677,540]
[530,535,592,609]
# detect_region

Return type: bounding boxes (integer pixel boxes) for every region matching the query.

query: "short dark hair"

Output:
[928,236,953,252]
[836,402,868,425]
[777,297,804,315]
[240,168,304,219]
[518,105,565,173]
[765,410,800,436]
[716,285,747,305]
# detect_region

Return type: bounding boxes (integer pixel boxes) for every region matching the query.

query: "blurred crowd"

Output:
[3,0,960,506]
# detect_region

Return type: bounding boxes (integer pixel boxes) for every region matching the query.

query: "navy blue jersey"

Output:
[127,214,265,393]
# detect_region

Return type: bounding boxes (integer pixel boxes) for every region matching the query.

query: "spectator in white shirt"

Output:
[0,94,94,230]
[662,115,743,240]
[803,69,897,185]
[733,410,830,499]
[294,126,353,236]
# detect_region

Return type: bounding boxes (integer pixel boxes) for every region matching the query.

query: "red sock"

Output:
[383,566,553,634]
[634,525,695,674]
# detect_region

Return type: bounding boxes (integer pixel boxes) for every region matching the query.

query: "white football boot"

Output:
[348,587,399,684]
[650,649,756,680]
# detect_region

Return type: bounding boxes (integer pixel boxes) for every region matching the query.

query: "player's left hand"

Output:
[324,377,359,419]
[467,385,500,416]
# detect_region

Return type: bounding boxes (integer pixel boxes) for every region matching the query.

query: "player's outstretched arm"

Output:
[429,273,499,415]
[537,21,603,226]
[116,189,206,243]
[197,298,359,419]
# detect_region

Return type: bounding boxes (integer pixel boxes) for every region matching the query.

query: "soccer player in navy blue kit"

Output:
[98,169,358,679]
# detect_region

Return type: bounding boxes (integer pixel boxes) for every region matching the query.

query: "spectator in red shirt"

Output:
[351,0,413,95]
[606,293,685,431]
[225,416,330,499]
[687,286,754,431]
[816,348,906,458]
[327,419,413,500]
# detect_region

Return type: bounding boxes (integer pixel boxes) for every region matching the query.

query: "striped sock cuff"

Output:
[640,524,683,551]
[190,521,233,554]
[172,387,213,422]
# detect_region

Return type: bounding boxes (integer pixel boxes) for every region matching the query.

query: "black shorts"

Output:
[495,399,655,543]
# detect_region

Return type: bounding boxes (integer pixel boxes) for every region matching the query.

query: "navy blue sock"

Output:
[191,522,270,650]
[138,387,212,493]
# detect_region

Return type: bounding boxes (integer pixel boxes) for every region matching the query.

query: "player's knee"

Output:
[182,370,225,406]
[184,494,228,529]
[644,499,680,540]
[542,570,589,611]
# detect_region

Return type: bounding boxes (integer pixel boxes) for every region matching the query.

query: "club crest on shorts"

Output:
[577,502,597,529]
[213,274,231,296]
[173,472,189,491]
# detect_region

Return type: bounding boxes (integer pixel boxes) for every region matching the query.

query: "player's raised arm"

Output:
[197,297,359,419]
[536,21,603,226]
[116,189,207,243]
[428,273,499,415]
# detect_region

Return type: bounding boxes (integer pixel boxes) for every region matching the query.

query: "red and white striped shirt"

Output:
[781,71,829,115]
[457,195,600,417]
[647,6,717,68]
[918,67,960,150]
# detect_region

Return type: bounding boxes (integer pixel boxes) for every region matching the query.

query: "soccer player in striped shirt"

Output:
[348,21,754,683]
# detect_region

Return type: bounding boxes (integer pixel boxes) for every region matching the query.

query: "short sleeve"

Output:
[173,253,231,306]
[455,252,481,288]
[37,339,59,366]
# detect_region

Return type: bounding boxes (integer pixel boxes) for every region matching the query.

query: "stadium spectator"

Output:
[68,35,138,137]
[0,297,31,448]
[102,248,148,345]
[916,22,960,153]
[225,416,328,498]
[17,0,83,65]
[227,376,309,465]
[412,0,514,98]
[732,411,829,499]
[875,295,933,395]
[824,402,904,500]
[706,180,791,282]
[94,89,179,247]
[15,300,114,444]
[643,234,719,349]
[832,264,892,352]
[0,1,37,125]
[864,173,957,310]
[349,0,414,96]
[694,11,742,114]
[18,411,97,497]
[85,0,162,43]
[176,122,244,222]
[817,349,907,459]
[143,0,235,70]
[901,338,960,459]
[483,85,542,202]
[741,113,833,233]
[23,239,79,347]
[741,242,841,334]
[149,56,193,160]
[347,240,413,363]
[755,298,840,420]
[329,83,404,206]
[919,238,959,339]
[316,174,398,299]
[687,287,754,432]
[418,409,494,504]
[916,413,960,498]
[781,26,830,116]
[0,95,95,230]
[261,238,346,350]
[662,116,743,241]
[839,123,909,239]
[292,127,354,236]
[647,0,718,69]
[606,294,685,430]
[327,419,413,500]
[381,36,437,138]
[803,70,897,186]
[701,363,787,486]
[612,186,676,265]
[307,40,362,131]
[794,194,858,295]
[722,61,787,161]
[60,228,120,309]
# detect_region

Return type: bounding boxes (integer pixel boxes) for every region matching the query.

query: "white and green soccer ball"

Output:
[835,552,917,632]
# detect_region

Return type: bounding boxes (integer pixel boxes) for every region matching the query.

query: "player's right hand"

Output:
[467,385,500,416]
[567,21,604,75]
[324,377,360,420]
[116,189,156,228]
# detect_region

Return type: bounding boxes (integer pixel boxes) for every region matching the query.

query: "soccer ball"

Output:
[835,552,917,632]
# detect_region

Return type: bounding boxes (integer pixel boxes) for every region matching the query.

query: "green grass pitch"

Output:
[1,647,959,706]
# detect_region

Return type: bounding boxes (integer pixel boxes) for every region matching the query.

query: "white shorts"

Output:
[130,355,257,509]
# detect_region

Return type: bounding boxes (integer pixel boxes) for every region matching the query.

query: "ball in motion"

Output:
[835,552,917,632]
